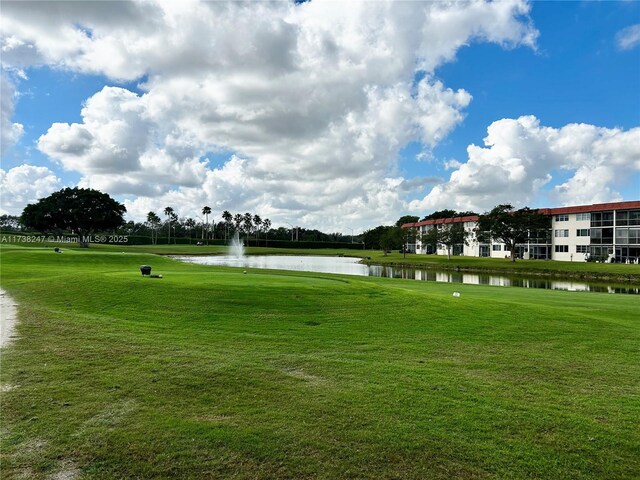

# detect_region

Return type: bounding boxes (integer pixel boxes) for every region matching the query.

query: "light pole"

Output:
[347,227,354,243]
[286,222,294,241]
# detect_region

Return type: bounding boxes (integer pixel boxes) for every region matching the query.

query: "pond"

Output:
[172,255,639,294]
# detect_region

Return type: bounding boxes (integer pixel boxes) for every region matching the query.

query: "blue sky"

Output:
[1,0,639,230]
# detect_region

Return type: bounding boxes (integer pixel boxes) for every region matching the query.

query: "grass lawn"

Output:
[1,245,639,479]
[3,235,639,281]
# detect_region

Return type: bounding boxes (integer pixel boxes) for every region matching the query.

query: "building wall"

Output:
[551,212,591,261]
[405,201,640,263]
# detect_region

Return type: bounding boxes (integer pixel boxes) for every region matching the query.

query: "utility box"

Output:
[140,265,152,276]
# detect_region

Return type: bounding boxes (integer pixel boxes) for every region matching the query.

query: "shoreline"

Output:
[1,288,18,348]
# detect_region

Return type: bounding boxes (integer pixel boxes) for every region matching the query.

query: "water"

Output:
[172,255,640,294]
[229,231,245,258]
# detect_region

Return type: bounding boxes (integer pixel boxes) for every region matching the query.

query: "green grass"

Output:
[1,245,639,479]
[3,235,639,281]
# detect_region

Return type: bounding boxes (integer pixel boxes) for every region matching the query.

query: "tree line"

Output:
[13,188,551,257]
[12,187,359,246]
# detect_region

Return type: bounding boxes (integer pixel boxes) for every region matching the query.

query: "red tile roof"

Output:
[544,201,640,215]
[402,201,639,228]
[402,215,479,228]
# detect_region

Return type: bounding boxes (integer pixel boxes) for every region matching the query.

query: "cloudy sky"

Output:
[1,0,639,231]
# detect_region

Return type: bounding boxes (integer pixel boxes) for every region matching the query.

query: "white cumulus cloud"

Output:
[2,0,541,229]
[0,164,61,214]
[409,116,640,213]
[1,74,24,154]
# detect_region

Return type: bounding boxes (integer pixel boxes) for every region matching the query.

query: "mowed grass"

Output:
[4,235,639,280]
[0,246,639,479]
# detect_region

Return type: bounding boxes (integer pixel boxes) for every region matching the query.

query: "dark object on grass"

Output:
[140,265,152,276]
[54,247,59,253]
[149,274,163,278]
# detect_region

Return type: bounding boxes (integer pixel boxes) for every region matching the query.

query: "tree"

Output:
[421,209,478,221]
[170,212,178,244]
[201,206,212,242]
[262,218,271,246]
[438,222,469,260]
[402,226,418,258]
[21,187,126,247]
[395,215,419,227]
[253,214,262,242]
[146,211,161,245]
[0,214,23,232]
[379,226,403,255]
[476,204,550,262]
[233,213,243,232]
[222,210,232,240]
[184,217,196,243]
[420,226,439,254]
[163,206,174,244]
[243,212,253,236]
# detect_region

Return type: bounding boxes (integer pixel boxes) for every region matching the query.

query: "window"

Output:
[492,244,502,251]
[591,211,613,227]
[630,228,640,245]
[576,229,590,237]
[555,245,569,253]
[554,229,569,237]
[576,213,591,221]
[616,228,629,244]
[576,245,589,253]
[618,210,640,226]
[617,211,628,226]
[555,214,568,222]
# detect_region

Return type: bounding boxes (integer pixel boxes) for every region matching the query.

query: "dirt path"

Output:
[1,288,18,348]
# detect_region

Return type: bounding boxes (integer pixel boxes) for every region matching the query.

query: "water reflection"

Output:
[173,255,639,294]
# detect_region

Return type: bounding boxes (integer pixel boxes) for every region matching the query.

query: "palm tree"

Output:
[202,206,212,243]
[222,210,232,240]
[184,218,196,244]
[233,213,243,233]
[147,211,161,245]
[170,212,178,244]
[253,214,262,244]
[163,207,174,244]
[243,213,253,239]
[262,218,271,247]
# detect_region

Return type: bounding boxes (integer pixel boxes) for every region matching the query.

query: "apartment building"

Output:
[403,201,640,263]
[546,201,640,262]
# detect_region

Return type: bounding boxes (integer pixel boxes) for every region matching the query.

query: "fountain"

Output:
[229,231,245,258]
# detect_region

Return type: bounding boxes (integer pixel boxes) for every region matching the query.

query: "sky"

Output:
[1,0,639,232]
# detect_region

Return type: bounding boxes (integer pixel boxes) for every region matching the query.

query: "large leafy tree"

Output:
[420,227,439,254]
[395,215,419,227]
[421,209,477,221]
[476,204,550,262]
[21,187,126,247]
[379,226,403,255]
[438,223,469,260]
